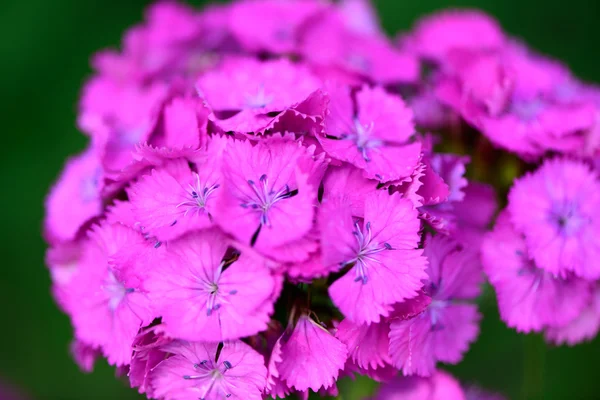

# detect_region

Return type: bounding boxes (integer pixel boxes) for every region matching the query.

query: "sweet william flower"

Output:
[388,234,482,376]
[321,190,427,324]
[128,136,227,241]
[215,138,317,250]
[274,314,348,393]
[482,212,591,333]
[65,222,156,366]
[144,229,278,342]
[149,340,267,400]
[44,150,104,243]
[318,85,421,182]
[508,158,600,279]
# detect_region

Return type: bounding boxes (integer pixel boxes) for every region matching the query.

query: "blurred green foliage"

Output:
[1,1,599,399]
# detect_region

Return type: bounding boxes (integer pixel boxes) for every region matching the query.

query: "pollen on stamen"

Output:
[223,360,233,370]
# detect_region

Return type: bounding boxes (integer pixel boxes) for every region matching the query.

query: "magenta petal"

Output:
[356,86,415,145]
[388,304,480,376]
[161,96,208,149]
[336,319,391,369]
[373,370,466,400]
[278,315,347,392]
[545,284,600,346]
[45,150,104,243]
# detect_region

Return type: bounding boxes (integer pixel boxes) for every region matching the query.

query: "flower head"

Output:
[508,158,600,279]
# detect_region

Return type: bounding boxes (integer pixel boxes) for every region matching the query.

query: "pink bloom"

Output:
[66,222,155,366]
[416,158,450,206]
[276,315,347,392]
[144,229,277,341]
[129,325,172,395]
[196,57,322,132]
[482,212,591,333]
[128,137,227,241]
[321,191,427,324]
[407,9,505,62]
[79,78,168,171]
[338,0,382,37]
[373,370,466,400]
[300,8,419,84]
[318,85,421,182]
[322,164,379,216]
[149,340,267,400]
[508,158,600,279]
[45,150,104,243]
[545,284,600,345]
[389,234,482,376]
[215,139,316,250]
[228,0,324,54]
[93,2,206,82]
[335,319,391,370]
[156,96,208,150]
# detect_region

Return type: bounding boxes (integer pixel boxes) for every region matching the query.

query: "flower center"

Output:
[177,173,220,217]
[103,270,132,312]
[200,262,238,317]
[510,98,545,122]
[244,85,274,109]
[241,174,293,227]
[183,360,234,399]
[342,119,380,162]
[549,201,587,237]
[342,221,392,284]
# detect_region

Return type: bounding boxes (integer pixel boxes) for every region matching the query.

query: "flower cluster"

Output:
[44,0,599,399]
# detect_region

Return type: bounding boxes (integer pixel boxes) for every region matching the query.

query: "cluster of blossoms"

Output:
[44,0,600,399]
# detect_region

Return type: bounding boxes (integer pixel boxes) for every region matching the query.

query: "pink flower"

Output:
[129,325,172,395]
[44,150,104,243]
[144,229,277,341]
[545,284,600,345]
[483,212,592,333]
[508,158,600,279]
[335,319,391,370]
[79,78,168,171]
[318,85,421,182]
[196,57,322,132]
[215,138,317,250]
[300,7,419,84]
[275,314,347,392]
[407,9,505,62]
[149,340,267,400]
[128,137,227,241]
[373,370,466,400]
[65,222,155,366]
[228,0,324,54]
[389,234,482,376]
[321,191,427,324]
[156,96,208,150]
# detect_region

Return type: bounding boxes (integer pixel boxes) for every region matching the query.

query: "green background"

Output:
[1,0,599,399]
